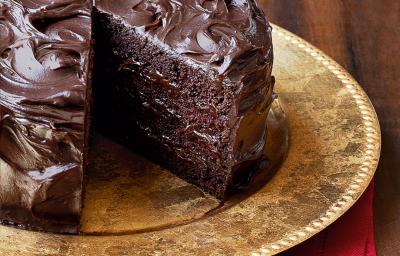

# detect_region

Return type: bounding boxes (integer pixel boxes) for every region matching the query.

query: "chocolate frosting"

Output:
[95,0,272,75]
[0,0,91,233]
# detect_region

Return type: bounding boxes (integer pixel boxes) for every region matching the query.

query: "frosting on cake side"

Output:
[0,0,91,233]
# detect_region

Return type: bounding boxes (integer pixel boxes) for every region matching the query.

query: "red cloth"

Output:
[279,180,375,256]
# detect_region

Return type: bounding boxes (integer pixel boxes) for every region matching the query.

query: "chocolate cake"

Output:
[0,0,274,233]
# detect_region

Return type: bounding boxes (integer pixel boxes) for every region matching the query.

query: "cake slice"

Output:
[0,0,92,233]
[92,0,274,199]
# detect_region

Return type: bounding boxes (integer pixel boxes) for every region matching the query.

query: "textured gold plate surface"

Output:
[80,95,288,236]
[0,25,381,255]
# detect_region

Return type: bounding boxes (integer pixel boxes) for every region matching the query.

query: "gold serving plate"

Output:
[0,25,380,255]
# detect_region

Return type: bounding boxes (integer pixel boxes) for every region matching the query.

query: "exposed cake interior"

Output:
[92,0,274,198]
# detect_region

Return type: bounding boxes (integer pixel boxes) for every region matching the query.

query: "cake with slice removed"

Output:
[0,0,274,233]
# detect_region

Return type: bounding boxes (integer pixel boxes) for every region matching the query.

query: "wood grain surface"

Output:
[257,1,400,255]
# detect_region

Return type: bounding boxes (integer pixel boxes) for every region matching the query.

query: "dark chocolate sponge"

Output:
[0,0,274,233]
[92,0,274,198]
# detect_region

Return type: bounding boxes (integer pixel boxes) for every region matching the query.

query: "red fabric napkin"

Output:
[279,180,375,256]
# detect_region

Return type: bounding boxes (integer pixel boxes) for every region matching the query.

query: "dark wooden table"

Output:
[257,1,400,255]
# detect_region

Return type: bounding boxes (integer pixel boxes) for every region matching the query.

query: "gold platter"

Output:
[0,25,381,255]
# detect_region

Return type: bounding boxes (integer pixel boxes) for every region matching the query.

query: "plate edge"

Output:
[250,24,382,256]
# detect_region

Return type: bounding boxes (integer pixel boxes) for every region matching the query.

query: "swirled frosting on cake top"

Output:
[0,1,90,121]
[95,0,273,76]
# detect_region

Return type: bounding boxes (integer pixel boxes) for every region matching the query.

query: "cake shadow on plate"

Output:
[80,99,288,235]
